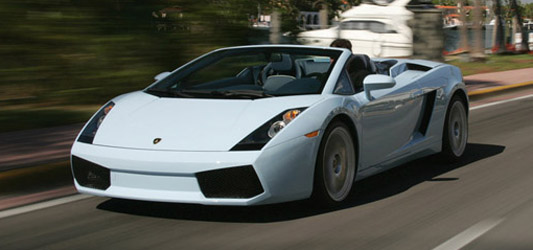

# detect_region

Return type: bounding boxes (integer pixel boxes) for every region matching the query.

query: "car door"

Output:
[357,75,424,170]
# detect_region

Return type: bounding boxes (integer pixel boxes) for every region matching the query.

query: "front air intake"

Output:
[71,156,111,190]
[196,165,264,199]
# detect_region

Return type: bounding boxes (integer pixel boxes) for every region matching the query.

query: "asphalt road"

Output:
[1,95,533,250]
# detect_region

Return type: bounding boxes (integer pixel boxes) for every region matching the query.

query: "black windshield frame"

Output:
[146,47,342,99]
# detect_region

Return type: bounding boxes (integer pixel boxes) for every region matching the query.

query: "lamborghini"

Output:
[71,45,468,206]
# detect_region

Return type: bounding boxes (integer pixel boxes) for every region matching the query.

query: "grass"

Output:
[447,54,533,76]
[0,161,73,198]
[0,105,98,133]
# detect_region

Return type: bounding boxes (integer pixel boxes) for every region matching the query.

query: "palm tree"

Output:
[493,0,506,53]
[509,0,529,51]
[458,0,470,56]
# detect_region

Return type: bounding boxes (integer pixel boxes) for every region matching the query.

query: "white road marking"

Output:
[0,194,91,219]
[470,94,533,110]
[432,218,504,250]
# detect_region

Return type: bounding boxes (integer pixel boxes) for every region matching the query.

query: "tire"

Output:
[441,95,468,162]
[312,121,357,206]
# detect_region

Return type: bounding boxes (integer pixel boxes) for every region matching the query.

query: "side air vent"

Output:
[406,63,432,72]
[418,90,437,135]
[196,165,264,199]
[71,156,111,190]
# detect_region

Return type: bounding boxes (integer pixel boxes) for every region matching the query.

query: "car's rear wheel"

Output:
[442,95,468,161]
[313,121,356,206]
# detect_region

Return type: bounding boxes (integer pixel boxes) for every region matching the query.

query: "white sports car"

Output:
[71,45,468,206]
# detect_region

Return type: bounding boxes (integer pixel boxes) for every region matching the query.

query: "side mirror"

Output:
[363,74,396,100]
[154,71,171,81]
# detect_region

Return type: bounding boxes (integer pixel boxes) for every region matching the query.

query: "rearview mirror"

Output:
[363,74,396,100]
[154,71,171,81]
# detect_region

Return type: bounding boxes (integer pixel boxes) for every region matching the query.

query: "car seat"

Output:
[348,54,377,91]
[262,54,301,92]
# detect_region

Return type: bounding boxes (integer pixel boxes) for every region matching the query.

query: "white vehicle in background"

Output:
[297,0,413,58]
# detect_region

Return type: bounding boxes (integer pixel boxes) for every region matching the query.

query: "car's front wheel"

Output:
[442,95,468,161]
[313,121,356,206]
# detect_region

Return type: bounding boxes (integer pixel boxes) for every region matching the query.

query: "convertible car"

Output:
[71,45,468,206]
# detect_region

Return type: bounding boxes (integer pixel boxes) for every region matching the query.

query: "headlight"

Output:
[77,101,115,144]
[231,108,306,151]
[267,110,302,138]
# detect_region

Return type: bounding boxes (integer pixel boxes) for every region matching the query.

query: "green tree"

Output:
[0,0,260,105]
[522,3,533,19]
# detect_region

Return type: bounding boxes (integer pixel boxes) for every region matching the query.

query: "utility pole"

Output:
[458,0,470,59]
[257,3,261,22]
[471,0,486,60]
[318,2,328,29]
[270,10,281,44]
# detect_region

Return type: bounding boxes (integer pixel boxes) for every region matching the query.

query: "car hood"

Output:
[92,91,323,151]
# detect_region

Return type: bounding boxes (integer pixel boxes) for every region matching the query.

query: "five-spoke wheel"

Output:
[442,95,468,161]
[313,121,356,206]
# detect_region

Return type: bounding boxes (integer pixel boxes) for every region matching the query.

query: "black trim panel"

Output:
[418,90,437,135]
[196,165,264,198]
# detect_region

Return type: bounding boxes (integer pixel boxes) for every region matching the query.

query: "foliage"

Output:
[0,107,96,132]
[266,0,360,33]
[522,2,533,19]
[432,0,458,6]
[0,161,72,196]
[0,0,260,106]
[447,54,533,76]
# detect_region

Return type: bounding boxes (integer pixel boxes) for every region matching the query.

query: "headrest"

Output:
[271,54,293,71]
[350,54,377,74]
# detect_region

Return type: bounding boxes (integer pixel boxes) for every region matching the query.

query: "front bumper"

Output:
[70,135,320,206]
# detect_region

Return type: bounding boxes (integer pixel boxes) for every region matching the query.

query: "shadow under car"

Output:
[97,143,505,223]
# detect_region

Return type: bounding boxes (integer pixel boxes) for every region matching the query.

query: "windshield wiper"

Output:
[219,90,274,99]
[145,88,193,98]
[146,88,273,99]
[180,89,274,99]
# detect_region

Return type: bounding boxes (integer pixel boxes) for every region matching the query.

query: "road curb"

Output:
[0,186,77,212]
[468,80,533,100]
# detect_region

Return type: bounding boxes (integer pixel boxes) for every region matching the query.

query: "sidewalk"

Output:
[464,68,533,95]
[0,68,532,172]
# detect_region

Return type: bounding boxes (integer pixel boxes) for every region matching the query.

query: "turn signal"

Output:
[268,109,303,138]
[103,104,114,114]
[305,131,319,138]
[283,110,301,123]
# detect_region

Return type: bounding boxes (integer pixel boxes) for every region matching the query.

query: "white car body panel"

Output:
[71,45,467,205]
[94,93,324,151]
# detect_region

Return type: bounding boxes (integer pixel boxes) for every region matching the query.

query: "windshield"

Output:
[146,47,341,99]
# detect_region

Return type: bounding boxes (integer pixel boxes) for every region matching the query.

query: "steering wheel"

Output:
[260,63,273,85]
[294,63,302,79]
[260,60,303,84]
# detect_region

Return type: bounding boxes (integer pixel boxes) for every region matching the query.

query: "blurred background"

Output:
[0,0,531,133]
[1,2,533,247]
[0,0,270,131]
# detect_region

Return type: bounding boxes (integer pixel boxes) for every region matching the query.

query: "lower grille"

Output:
[71,156,111,190]
[196,165,264,198]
